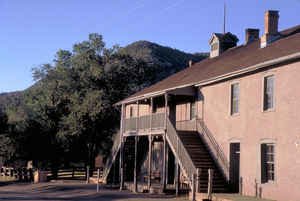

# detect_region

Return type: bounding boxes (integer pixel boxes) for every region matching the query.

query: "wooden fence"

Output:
[1,166,103,182]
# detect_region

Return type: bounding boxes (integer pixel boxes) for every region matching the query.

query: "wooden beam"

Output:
[163,134,167,191]
[168,86,195,96]
[120,104,125,190]
[119,137,124,190]
[175,159,180,196]
[134,136,138,192]
[150,97,153,131]
[163,93,168,191]
[148,135,152,190]
[136,101,139,133]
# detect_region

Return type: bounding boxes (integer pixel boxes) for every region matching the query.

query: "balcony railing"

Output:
[124,113,165,133]
[176,119,197,131]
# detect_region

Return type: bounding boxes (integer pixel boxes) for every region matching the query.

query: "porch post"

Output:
[164,93,168,129]
[120,138,124,190]
[136,101,139,133]
[134,136,138,192]
[150,97,153,131]
[120,104,125,190]
[175,159,180,196]
[163,93,168,191]
[148,135,152,190]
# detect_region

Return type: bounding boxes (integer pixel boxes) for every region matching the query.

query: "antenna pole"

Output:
[223,2,226,34]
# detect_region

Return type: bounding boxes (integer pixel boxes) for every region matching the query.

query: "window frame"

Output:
[230,81,240,116]
[260,140,276,184]
[262,74,275,112]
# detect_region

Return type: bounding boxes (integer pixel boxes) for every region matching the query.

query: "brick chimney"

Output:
[261,10,279,48]
[245,28,259,44]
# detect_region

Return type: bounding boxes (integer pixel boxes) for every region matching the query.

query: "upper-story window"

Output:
[263,75,274,111]
[261,143,275,183]
[231,83,239,115]
[129,106,134,118]
[190,101,196,120]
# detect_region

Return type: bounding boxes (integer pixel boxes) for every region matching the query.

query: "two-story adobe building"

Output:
[103,10,300,201]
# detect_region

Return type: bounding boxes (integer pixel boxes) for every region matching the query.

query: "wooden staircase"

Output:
[177,130,228,193]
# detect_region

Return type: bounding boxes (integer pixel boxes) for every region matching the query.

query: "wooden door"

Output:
[230,143,240,193]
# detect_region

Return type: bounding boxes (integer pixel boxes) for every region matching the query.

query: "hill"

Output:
[0,40,208,121]
[121,40,208,81]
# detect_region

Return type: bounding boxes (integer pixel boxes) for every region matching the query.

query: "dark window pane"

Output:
[264,76,274,110]
[231,83,239,114]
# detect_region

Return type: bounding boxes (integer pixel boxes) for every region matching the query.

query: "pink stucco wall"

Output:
[198,61,300,201]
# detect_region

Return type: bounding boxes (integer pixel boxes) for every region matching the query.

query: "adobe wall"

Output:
[199,61,300,201]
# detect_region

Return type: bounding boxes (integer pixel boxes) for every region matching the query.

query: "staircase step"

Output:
[177,130,228,193]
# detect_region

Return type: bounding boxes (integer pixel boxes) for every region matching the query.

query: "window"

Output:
[231,83,239,115]
[261,143,275,183]
[190,101,196,120]
[129,106,133,118]
[263,75,274,111]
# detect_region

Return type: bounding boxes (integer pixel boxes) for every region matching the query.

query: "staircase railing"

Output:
[166,118,197,188]
[102,131,121,183]
[196,120,230,181]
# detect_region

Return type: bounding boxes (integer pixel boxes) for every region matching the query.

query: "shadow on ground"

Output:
[0,182,187,201]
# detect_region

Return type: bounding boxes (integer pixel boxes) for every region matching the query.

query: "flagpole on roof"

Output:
[223,2,226,34]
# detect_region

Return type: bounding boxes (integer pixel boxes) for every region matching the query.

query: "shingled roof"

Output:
[119,25,300,104]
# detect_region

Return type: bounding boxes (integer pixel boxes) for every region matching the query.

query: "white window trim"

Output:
[229,81,240,116]
[262,73,275,113]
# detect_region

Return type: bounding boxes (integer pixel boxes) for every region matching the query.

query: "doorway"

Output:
[230,143,240,193]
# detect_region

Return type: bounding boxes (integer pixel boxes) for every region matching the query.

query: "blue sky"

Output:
[0,0,299,92]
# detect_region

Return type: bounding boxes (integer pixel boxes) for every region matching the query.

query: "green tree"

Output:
[26,33,156,169]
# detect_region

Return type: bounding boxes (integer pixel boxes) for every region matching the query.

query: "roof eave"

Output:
[115,51,300,106]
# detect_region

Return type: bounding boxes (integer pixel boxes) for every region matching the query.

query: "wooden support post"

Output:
[196,168,201,193]
[150,98,153,130]
[120,104,125,190]
[175,159,180,197]
[97,169,100,192]
[192,173,196,201]
[136,101,139,133]
[163,134,167,191]
[163,93,168,191]
[119,137,124,190]
[148,135,152,190]
[164,93,168,130]
[113,160,116,184]
[134,136,138,193]
[208,169,214,200]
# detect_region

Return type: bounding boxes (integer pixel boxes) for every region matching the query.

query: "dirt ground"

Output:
[0,181,188,201]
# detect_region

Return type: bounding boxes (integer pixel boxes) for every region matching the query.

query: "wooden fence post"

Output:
[97,169,100,192]
[86,166,90,184]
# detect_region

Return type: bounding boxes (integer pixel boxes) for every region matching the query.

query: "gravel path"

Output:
[0,181,188,201]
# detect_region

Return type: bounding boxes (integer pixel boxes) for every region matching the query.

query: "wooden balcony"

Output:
[124,113,165,135]
[175,119,197,131]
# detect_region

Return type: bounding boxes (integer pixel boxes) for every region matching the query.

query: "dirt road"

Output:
[0,181,188,201]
